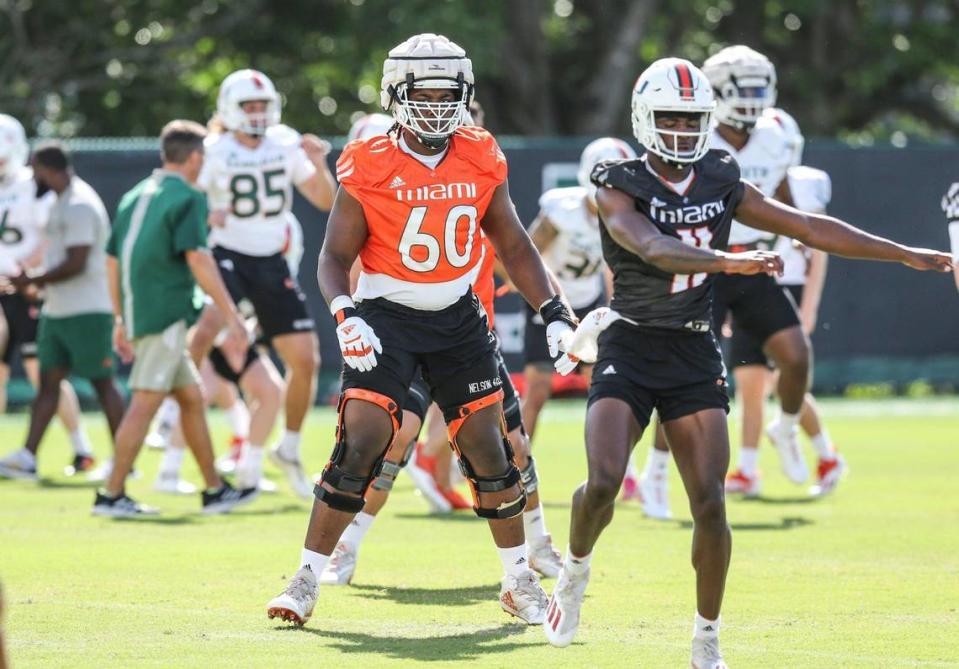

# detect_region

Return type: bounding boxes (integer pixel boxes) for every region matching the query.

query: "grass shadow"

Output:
[37,477,103,489]
[230,503,306,517]
[394,512,480,523]
[742,495,819,505]
[111,515,196,525]
[276,622,533,661]
[347,582,499,607]
[677,516,814,531]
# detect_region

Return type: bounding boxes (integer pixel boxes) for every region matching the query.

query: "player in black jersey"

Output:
[543,58,952,668]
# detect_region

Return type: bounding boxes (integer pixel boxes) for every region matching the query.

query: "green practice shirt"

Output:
[107,169,208,339]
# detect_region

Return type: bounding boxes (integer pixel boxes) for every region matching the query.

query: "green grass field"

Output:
[2,398,958,668]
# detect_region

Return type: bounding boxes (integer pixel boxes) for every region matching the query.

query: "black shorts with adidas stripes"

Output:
[587,321,729,429]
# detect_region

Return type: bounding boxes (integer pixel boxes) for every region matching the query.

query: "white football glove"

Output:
[564,307,638,363]
[336,316,382,372]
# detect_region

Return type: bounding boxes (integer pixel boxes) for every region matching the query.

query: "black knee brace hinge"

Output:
[520,456,539,494]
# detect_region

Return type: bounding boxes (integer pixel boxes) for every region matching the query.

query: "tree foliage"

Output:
[2,0,958,143]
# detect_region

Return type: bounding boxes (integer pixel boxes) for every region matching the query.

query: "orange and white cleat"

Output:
[809,453,847,497]
[724,469,762,497]
[500,569,548,625]
[267,565,318,626]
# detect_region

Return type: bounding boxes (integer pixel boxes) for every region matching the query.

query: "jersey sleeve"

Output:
[787,166,831,213]
[62,203,99,247]
[290,146,318,185]
[335,139,367,197]
[591,159,645,199]
[172,192,209,254]
[537,188,580,235]
[453,127,508,185]
[197,136,232,209]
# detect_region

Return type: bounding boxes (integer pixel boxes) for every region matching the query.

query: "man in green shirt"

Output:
[93,120,257,517]
[0,143,126,481]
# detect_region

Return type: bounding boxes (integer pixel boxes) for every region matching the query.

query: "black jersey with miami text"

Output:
[591,150,745,332]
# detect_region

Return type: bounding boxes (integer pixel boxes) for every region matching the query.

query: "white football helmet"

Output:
[0,114,28,181]
[764,107,804,167]
[631,58,715,164]
[578,137,637,200]
[703,45,777,131]
[381,33,474,148]
[217,69,281,137]
[347,113,395,142]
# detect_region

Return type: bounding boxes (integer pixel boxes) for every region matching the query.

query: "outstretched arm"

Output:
[736,182,953,271]
[295,134,337,212]
[595,186,782,277]
[317,186,368,305]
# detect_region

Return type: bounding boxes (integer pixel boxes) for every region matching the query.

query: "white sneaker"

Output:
[85,459,141,484]
[268,448,313,500]
[319,542,357,585]
[500,569,548,625]
[144,429,170,451]
[639,469,672,520]
[0,449,37,481]
[153,472,197,495]
[691,635,728,669]
[267,565,318,626]
[766,421,809,484]
[543,566,589,647]
[257,477,278,494]
[529,535,563,578]
[809,454,848,497]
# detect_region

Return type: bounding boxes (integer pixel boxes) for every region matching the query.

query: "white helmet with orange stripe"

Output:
[703,45,778,131]
[380,33,474,149]
[631,58,715,164]
[217,69,281,137]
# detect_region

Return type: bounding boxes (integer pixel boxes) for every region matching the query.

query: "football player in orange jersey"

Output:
[267,33,577,627]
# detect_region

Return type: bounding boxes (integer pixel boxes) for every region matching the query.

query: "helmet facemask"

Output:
[235,98,279,137]
[715,76,776,131]
[634,104,713,166]
[388,73,472,149]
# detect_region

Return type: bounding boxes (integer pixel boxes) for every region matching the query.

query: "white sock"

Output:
[277,430,301,460]
[809,430,835,460]
[498,544,530,578]
[227,401,250,440]
[693,612,720,639]
[642,446,670,476]
[523,506,549,543]
[564,547,591,576]
[69,428,93,456]
[624,454,640,479]
[775,410,800,432]
[340,511,375,548]
[159,445,186,477]
[738,447,759,477]
[157,397,180,432]
[300,548,329,576]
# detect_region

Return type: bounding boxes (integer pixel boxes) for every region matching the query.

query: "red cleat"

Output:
[439,486,472,510]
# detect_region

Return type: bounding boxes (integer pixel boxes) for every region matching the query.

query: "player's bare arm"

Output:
[295,133,336,211]
[736,182,953,271]
[595,184,783,277]
[12,244,90,289]
[480,181,562,310]
[316,186,369,305]
[527,212,559,253]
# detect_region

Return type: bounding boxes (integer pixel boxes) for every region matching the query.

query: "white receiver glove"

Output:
[331,295,382,373]
[564,307,637,363]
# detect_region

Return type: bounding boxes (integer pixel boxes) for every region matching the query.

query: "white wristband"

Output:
[329,295,355,316]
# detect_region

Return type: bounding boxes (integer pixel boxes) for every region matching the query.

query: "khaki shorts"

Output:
[129,320,200,393]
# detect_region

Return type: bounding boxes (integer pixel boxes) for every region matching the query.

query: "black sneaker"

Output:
[65,453,96,477]
[92,490,159,517]
[202,481,259,515]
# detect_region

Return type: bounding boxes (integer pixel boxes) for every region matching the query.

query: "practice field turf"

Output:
[1,398,957,668]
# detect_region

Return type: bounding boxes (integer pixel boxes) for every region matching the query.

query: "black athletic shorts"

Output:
[208,344,260,385]
[212,246,314,340]
[399,334,523,433]
[523,296,604,367]
[587,322,729,429]
[341,292,502,427]
[0,293,41,364]
[712,273,801,369]
[727,284,805,369]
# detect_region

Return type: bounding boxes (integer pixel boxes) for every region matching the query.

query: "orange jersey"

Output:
[336,127,507,311]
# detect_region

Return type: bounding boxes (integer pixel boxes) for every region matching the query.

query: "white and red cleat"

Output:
[543,566,589,647]
[621,473,641,501]
[809,453,847,497]
[500,569,548,625]
[766,421,809,484]
[724,469,762,497]
[639,470,672,520]
[267,565,318,626]
[406,442,453,514]
[215,436,245,476]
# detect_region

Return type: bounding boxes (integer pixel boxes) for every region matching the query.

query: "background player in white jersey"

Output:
[521,137,635,440]
[190,69,336,497]
[943,181,959,292]
[0,116,96,477]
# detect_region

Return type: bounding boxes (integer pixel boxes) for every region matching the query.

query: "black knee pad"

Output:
[456,452,526,519]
